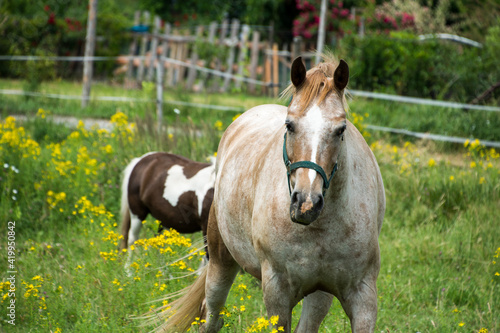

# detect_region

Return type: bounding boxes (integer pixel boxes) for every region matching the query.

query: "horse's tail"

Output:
[145,266,207,332]
[119,155,144,250]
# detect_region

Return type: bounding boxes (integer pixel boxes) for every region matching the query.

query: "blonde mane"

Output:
[280,53,349,114]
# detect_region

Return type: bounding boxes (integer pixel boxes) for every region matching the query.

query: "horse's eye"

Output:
[285,121,295,133]
[336,125,346,137]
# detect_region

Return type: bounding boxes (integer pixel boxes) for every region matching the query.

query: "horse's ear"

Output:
[334,59,349,91]
[291,56,306,88]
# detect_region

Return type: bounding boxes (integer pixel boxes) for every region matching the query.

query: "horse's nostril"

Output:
[291,191,299,205]
[314,194,324,211]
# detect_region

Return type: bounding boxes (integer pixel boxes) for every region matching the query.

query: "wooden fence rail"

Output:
[120,11,316,96]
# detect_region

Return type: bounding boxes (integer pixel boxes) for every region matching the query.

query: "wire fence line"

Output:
[1,88,499,148]
[2,54,500,112]
[1,54,500,147]
[349,90,500,113]
[365,125,500,149]
[417,33,483,48]
[0,55,271,87]
[2,87,499,113]
[0,89,245,111]
[0,55,123,61]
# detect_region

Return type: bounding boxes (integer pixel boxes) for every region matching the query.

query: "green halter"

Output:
[282,132,338,196]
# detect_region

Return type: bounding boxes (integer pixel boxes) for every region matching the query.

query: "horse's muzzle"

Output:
[289,190,324,225]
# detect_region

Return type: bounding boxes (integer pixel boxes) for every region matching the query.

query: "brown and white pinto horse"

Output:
[119,152,215,251]
[149,55,385,333]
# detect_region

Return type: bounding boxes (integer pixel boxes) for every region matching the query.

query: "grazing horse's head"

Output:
[283,56,349,225]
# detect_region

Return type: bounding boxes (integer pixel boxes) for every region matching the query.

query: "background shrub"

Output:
[340,27,499,103]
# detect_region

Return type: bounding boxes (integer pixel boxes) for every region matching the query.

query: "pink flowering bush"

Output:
[367,11,415,34]
[293,0,351,40]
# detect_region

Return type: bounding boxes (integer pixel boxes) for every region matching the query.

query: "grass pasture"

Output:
[0,81,499,332]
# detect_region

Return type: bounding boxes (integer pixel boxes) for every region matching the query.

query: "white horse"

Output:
[148,55,386,333]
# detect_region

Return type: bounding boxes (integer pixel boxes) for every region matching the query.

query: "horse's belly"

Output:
[217,209,262,278]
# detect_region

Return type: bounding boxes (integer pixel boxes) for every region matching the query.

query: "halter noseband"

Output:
[282,132,338,196]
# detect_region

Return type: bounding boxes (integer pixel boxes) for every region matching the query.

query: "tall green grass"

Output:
[0,98,498,332]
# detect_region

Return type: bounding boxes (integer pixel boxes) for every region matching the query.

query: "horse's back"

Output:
[129,152,211,191]
[217,104,287,171]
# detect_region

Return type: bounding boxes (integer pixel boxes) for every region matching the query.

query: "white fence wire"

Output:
[1,88,499,148]
[1,54,499,147]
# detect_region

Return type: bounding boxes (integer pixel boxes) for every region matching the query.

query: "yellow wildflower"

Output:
[32,275,44,282]
[214,120,223,131]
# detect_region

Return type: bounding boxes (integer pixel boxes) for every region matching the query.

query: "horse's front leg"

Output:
[294,290,333,333]
[261,264,294,333]
[339,277,378,333]
[124,211,143,277]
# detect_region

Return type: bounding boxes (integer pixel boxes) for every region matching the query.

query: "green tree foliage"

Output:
[0,0,135,80]
[137,0,236,24]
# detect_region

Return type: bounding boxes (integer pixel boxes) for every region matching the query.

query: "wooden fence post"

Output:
[147,16,161,82]
[316,0,327,63]
[222,19,240,92]
[137,11,150,82]
[212,19,228,92]
[82,0,98,108]
[159,23,171,87]
[281,43,288,91]
[199,22,217,91]
[248,30,260,94]
[126,10,140,88]
[272,43,279,96]
[156,61,164,137]
[292,36,302,60]
[177,31,189,86]
[235,24,250,91]
[186,25,204,90]
[359,16,365,38]
[166,29,178,86]
[267,22,274,97]
[264,51,271,95]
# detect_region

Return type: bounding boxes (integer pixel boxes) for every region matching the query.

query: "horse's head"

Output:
[283,56,349,225]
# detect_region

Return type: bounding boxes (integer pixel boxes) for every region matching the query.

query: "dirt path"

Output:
[7,114,114,131]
